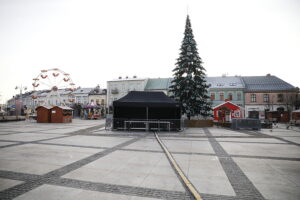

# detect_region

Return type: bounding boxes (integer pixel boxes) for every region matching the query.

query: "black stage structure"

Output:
[112,91,182,131]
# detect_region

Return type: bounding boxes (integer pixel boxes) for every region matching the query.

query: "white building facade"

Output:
[73,88,93,105]
[107,77,148,111]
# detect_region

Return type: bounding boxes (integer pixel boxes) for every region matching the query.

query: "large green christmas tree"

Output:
[169,15,211,119]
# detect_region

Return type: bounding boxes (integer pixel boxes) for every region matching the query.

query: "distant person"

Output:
[84,110,88,119]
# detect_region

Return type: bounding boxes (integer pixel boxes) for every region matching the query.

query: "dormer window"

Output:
[229,83,237,86]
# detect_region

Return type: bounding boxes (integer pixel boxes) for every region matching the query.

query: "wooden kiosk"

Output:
[36,106,52,123]
[50,106,73,123]
[36,105,73,123]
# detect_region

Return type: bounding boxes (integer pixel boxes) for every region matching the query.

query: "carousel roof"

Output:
[83,102,100,109]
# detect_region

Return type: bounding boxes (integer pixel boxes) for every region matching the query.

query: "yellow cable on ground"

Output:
[155,133,202,200]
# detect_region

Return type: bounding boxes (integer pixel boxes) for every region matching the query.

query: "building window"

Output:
[277,94,284,102]
[263,94,269,103]
[251,94,256,102]
[234,111,240,117]
[237,93,241,101]
[101,99,104,105]
[210,93,215,100]
[219,93,224,101]
[228,93,233,100]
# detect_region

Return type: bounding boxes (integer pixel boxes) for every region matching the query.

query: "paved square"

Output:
[42,135,132,148]
[172,154,235,196]
[234,158,300,200]
[0,143,100,175]
[15,184,161,200]
[0,119,299,200]
[63,150,185,192]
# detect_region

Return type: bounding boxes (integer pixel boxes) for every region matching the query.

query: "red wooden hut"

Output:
[291,109,300,125]
[213,101,243,122]
[292,110,300,120]
[50,106,73,123]
[36,106,52,123]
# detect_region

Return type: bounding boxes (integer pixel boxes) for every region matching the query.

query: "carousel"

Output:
[82,102,102,120]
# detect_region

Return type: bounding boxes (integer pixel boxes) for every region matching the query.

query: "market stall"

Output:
[51,106,73,123]
[82,103,101,119]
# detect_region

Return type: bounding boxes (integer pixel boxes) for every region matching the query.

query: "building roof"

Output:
[58,89,73,95]
[73,88,93,94]
[89,88,107,95]
[37,91,48,97]
[34,89,72,97]
[242,75,296,92]
[206,76,245,89]
[108,77,147,82]
[145,78,173,90]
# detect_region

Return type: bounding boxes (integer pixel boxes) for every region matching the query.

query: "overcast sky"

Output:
[0,0,300,103]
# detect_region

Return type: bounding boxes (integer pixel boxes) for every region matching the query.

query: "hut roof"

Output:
[36,105,53,110]
[52,106,73,110]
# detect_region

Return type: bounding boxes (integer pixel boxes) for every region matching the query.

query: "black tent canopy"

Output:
[113,91,181,130]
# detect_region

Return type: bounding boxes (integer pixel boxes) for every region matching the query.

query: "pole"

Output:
[19,87,22,117]
[146,106,149,131]
[15,96,18,120]
[146,106,148,120]
[15,85,27,120]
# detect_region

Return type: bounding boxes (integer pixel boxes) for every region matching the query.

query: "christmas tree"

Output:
[169,15,211,119]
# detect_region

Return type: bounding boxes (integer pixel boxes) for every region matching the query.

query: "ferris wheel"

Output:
[31,68,76,106]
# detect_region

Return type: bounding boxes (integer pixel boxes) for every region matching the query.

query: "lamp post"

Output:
[15,85,27,119]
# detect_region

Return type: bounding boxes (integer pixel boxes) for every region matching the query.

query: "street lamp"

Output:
[15,85,27,119]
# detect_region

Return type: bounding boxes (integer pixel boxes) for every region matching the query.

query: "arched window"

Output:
[228,93,233,100]
[210,93,215,100]
[220,93,224,101]
[237,93,242,101]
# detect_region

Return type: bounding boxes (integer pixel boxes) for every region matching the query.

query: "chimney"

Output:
[266,73,271,76]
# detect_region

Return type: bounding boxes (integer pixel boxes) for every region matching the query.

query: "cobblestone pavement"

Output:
[0,120,299,199]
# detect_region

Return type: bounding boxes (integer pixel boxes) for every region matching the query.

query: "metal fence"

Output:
[111,118,184,131]
[231,118,261,130]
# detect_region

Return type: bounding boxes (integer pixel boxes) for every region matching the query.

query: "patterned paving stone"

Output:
[0,120,299,200]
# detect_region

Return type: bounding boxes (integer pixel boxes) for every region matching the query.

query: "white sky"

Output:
[0,0,300,103]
